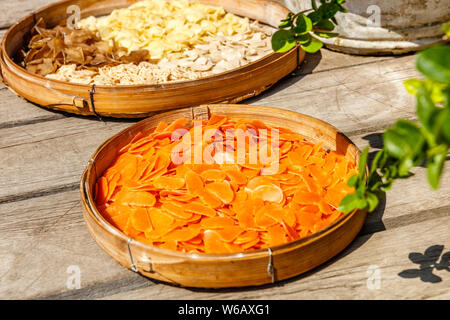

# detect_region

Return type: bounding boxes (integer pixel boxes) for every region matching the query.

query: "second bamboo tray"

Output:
[0,0,304,118]
[80,104,367,288]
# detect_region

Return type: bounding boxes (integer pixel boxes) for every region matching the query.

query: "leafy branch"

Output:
[272,0,346,53]
[339,44,450,214]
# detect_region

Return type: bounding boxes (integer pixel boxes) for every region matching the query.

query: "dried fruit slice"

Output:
[185,170,204,196]
[254,206,278,228]
[201,169,227,181]
[241,237,261,250]
[160,240,178,251]
[251,185,284,203]
[130,207,152,232]
[107,212,129,231]
[95,176,109,205]
[292,190,321,205]
[184,202,217,217]
[164,225,201,242]
[153,176,185,190]
[106,173,121,202]
[266,225,288,247]
[214,226,244,242]
[246,176,276,191]
[295,208,321,231]
[224,169,247,185]
[204,230,233,254]
[205,181,234,204]
[148,208,174,235]
[117,191,156,207]
[195,188,222,208]
[234,230,259,245]
[161,202,193,220]
[201,216,236,229]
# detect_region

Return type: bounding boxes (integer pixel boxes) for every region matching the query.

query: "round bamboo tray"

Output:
[0,0,304,118]
[80,104,367,288]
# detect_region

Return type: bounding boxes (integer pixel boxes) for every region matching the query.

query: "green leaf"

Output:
[294,34,311,44]
[315,19,335,31]
[380,179,394,192]
[383,129,410,159]
[369,150,383,176]
[308,11,322,25]
[398,157,414,177]
[417,45,450,84]
[366,192,379,212]
[423,78,447,104]
[279,19,292,29]
[338,193,361,213]
[293,14,312,34]
[426,145,447,189]
[416,84,436,131]
[337,4,347,13]
[358,147,369,180]
[403,78,422,97]
[320,3,340,20]
[271,30,296,53]
[301,36,323,53]
[314,31,338,38]
[355,195,368,210]
[355,183,366,198]
[442,21,450,37]
[442,108,450,144]
[347,174,359,188]
[392,120,425,155]
[311,0,318,11]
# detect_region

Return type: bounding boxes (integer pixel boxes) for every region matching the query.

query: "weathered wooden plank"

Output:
[0,91,66,129]
[0,74,63,127]
[297,49,394,76]
[250,54,418,134]
[0,117,132,202]
[0,0,61,29]
[0,182,448,299]
[0,190,134,299]
[100,215,450,300]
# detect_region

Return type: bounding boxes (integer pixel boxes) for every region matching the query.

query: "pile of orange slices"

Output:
[95,115,357,254]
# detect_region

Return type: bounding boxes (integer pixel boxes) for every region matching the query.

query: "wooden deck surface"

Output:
[0,0,449,300]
